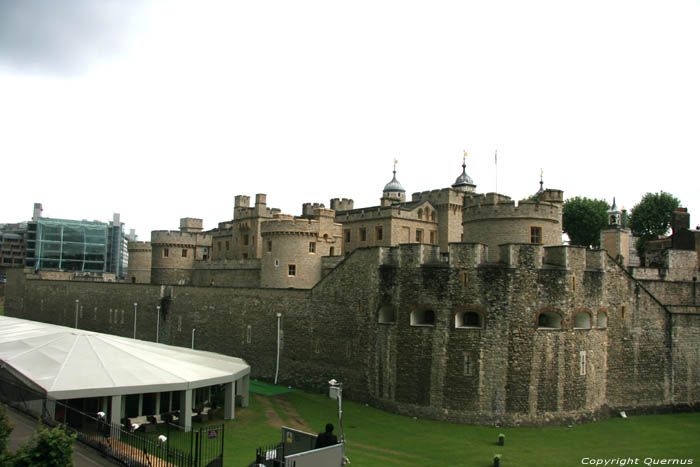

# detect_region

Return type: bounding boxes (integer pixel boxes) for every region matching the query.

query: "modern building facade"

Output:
[23,204,130,278]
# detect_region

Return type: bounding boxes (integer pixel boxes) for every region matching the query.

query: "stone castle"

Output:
[5,159,700,426]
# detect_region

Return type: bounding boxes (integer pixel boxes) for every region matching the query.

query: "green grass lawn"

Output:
[214,386,700,466]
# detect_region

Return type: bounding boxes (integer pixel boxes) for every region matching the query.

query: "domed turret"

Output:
[452,152,476,193]
[381,160,406,205]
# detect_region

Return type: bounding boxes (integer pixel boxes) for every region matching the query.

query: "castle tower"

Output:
[600,197,631,267]
[260,209,342,289]
[451,152,476,193]
[380,161,406,206]
[150,218,211,285]
[462,191,564,262]
[127,241,152,284]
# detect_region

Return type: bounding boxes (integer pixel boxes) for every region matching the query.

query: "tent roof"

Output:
[0,316,250,399]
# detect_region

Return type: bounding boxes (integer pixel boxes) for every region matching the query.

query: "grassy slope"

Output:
[221,389,700,466]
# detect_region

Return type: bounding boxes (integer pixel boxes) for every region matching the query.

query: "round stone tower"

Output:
[260,209,341,289]
[462,189,563,262]
[150,218,210,285]
[127,241,152,284]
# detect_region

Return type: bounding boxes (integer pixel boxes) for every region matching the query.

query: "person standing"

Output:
[315,423,338,449]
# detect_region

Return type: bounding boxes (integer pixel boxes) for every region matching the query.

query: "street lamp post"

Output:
[133,302,138,339]
[156,305,161,343]
[191,328,196,349]
[74,299,79,329]
[328,379,347,465]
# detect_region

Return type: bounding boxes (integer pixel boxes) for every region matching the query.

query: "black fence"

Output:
[0,372,224,466]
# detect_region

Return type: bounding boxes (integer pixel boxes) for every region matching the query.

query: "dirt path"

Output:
[255,394,285,429]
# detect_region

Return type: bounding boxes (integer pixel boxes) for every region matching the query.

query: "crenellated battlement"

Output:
[151,230,208,246]
[302,202,326,217]
[412,187,465,206]
[379,242,605,273]
[261,216,341,236]
[330,198,354,212]
[463,197,561,223]
[127,241,152,251]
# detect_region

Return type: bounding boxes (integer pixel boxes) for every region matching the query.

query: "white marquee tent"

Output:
[0,316,250,429]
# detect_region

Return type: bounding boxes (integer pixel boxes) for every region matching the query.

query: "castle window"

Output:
[309,242,316,253]
[415,229,423,243]
[376,225,383,241]
[537,311,562,329]
[329,247,335,256]
[574,311,592,329]
[597,311,608,328]
[410,309,435,326]
[344,230,351,243]
[378,305,396,324]
[288,264,296,276]
[530,226,542,244]
[580,351,587,376]
[360,228,367,242]
[431,211,436,222]
[461,271,468,288]
[243,234,249,246]
[417,209,423,220]
[430,230,437,244]
[181,248,187,258]
[218,241,222,252]
[455,310,484,329]
[163,247,169,257]
[242,253,248,259]
[267,240,272,252]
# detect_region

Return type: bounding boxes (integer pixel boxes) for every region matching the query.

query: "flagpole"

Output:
[495,150,498,195]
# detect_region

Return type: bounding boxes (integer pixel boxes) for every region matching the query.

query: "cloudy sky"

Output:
[2,0,699,238]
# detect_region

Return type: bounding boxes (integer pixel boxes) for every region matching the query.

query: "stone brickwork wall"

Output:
[127,241,152,284]
[4,239,700,426]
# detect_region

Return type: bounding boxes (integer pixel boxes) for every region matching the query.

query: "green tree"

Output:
[0,404,13,462]
[562,197,610,248]
[12,422,76,467]
[629,191,681,262]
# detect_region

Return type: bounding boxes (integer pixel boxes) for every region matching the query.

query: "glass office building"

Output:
[25,218,109,273]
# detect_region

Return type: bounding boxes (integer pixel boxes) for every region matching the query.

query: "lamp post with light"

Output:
[328,379,347,464]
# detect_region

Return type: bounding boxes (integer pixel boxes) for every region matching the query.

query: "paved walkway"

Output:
[5,406,115,466]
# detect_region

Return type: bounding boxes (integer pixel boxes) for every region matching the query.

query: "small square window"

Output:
[309,242,316,253]
[530,226,542,244]
[163,247,169,257]
[288,264,296,276]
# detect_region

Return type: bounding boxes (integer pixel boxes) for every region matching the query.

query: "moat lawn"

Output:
[217,386,700,466]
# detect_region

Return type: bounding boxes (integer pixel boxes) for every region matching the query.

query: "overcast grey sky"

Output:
[2,0,699,237]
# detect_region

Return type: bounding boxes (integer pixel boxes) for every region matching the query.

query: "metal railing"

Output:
[0,372,223,466]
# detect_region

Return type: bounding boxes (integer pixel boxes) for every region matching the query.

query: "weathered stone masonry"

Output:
[5,241,700,426]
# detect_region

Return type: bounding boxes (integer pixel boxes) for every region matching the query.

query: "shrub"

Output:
[12,422,76,467]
